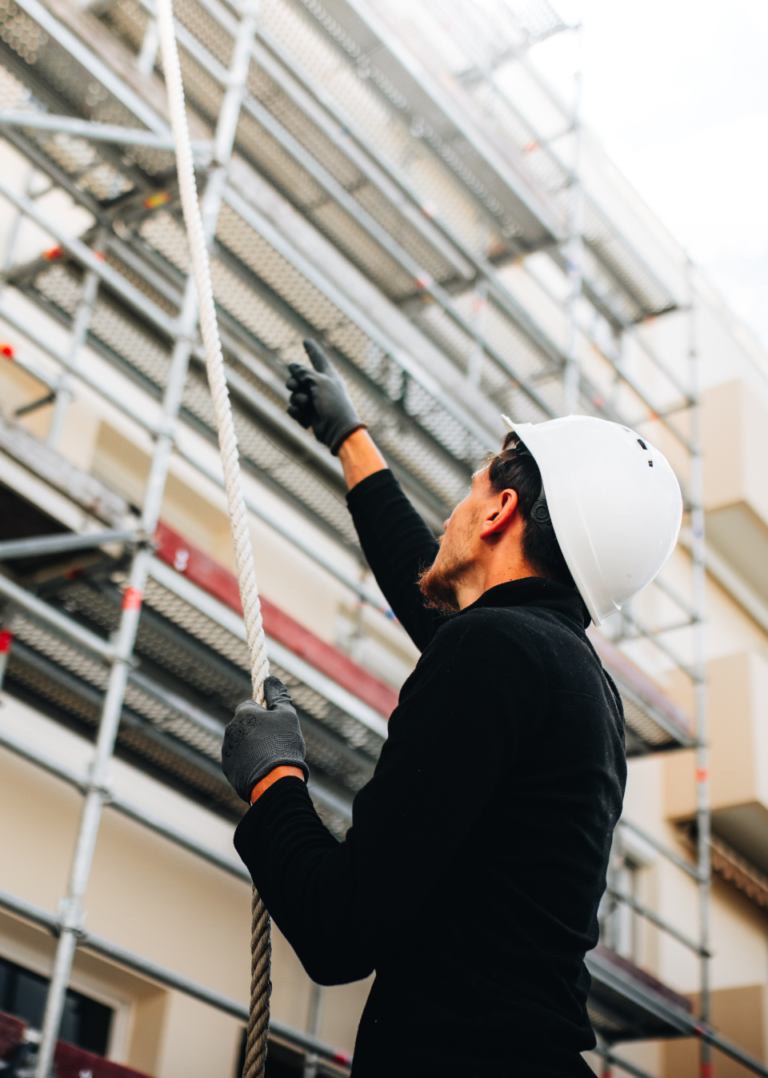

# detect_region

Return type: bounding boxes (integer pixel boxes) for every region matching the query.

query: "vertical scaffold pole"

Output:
[46,230,106,450]
[688,260,711,1078]
[32,8,260,1075]
[563,22,584,417]
[1,166,35,286]
[303,982,326,1078]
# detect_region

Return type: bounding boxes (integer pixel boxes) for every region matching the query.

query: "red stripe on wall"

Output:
[154,522,397,719]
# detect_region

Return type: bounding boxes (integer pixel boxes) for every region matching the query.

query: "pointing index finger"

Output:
[303,338,332,374]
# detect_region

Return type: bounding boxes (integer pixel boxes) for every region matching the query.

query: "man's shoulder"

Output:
[437,601,574,641]
[433,602,596,677]
[432,604,555,661]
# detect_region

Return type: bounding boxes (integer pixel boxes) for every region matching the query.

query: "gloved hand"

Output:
[286,339,365,455]
[222,676,308,803]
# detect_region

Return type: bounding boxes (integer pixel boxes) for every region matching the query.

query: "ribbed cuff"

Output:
[246,757,310,798]
[330,422,367,455]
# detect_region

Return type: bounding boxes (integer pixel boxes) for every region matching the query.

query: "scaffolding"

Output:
[0,0,758,1073]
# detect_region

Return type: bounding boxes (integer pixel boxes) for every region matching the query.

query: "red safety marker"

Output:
[43,245,65,261]
[700,1064,714,1078]
[696,767,708,784]
[0,342,14,359]
[332,1051,353,1066]
[122,587,143,612]
[0,629,13,654]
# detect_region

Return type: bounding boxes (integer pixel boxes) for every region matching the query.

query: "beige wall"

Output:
[663,985,767,1078]
[702,379,768,611]
[0,695,370,1074]
[666,653,768,856]
[0,909,170,1072]
[629,700,768,1007]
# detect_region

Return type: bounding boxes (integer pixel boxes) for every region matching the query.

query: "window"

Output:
[604,855,642,962]
[599,825,657,966]
[0,956,112,1056]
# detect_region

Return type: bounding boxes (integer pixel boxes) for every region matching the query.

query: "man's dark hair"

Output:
[486,431,575,587]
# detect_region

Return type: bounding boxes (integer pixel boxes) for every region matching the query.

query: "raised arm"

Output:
[337,427,387,489]
[286,341,440,650]
[345,467,439,650]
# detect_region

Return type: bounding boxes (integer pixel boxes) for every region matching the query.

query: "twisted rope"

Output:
[156,2,271,1075]
[245,893,272,1077]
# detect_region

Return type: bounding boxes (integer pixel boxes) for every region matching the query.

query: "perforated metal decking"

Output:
[4,533,384,833]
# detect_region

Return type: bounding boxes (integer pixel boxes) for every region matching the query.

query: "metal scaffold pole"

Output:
[303,982,326,1078]
[44,224,108,450]
[31,6,260,1074]
[563,22,584,417]
[687,260,712,1078]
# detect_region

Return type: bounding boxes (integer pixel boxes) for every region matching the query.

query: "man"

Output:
[222,341,682,1076]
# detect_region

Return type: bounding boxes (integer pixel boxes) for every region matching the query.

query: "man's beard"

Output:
[418,516,478,612]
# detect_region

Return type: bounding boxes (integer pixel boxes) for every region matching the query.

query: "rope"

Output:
[156,2,271,1076]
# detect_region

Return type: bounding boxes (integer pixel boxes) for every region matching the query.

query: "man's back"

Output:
[234,470,626,1077]
[347,472,626,1074]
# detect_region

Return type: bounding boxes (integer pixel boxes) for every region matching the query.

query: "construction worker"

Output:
[222,340,683,1077]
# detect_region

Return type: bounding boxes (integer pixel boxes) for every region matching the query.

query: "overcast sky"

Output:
[534,0,768,351]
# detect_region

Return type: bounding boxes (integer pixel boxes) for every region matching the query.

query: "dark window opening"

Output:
[0,956,112,1056]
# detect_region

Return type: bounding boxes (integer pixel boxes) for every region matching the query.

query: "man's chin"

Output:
[417,565,460,613]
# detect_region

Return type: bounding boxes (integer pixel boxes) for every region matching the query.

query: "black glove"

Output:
[222,676,308,803]
[286,339,365,455]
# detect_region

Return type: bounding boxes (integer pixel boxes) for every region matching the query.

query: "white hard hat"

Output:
[501,415,683,625]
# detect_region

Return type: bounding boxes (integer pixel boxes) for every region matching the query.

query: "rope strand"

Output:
[156,2,271,1075]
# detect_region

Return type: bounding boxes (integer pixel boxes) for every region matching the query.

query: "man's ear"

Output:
[480,488,519,539]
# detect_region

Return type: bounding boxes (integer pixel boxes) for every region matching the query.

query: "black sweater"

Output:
[235,470,627,1077]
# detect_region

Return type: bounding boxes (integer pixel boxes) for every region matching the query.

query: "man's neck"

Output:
[455,560,545,610]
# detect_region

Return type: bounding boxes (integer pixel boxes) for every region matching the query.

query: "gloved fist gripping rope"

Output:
[223,677,309,802]
[287,339,365,454]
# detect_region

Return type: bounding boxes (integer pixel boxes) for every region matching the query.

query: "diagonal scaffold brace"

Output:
[155,1,272,1076]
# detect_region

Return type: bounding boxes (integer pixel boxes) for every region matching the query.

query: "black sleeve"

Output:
[346,469,441,652]
[234,616,529,986]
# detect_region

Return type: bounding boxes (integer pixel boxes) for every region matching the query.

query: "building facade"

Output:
[0,0,767,1075]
